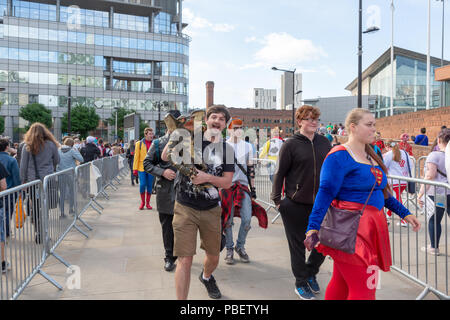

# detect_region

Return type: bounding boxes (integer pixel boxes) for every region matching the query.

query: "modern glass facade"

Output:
[0,0,189,141]
[369,53,441,118]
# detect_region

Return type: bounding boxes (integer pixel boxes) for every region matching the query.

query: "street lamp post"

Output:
[426,0,431,110]
[358,1,380,108]
[272,67,297,131]
[67,82,72,136]
[115,108,118,143]
[94,100,104,139]
[390,0,394,116]
[437,0,445,107]
[157,101,161,138]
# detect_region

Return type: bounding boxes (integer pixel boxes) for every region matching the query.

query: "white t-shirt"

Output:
[226,139,255,186]
[383,150,412,183]
[267,138,284,158]
[425,151,450,195]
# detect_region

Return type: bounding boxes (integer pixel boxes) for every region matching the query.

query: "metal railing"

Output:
[387,174,449,300]
[252,158,279,223]
[0,155,129,300]
[251,156,449,300]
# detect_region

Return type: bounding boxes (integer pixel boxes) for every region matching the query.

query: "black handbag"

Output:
[403,150,415,194]
[318,160,377,254]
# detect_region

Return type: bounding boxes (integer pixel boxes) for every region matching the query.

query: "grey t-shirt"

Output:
[20,140,60,183]
[425,151,450,195]
[226,139,255,186]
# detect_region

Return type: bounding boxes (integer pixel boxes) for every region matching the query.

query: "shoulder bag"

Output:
[318,158,377,254]
[403,150,416,194]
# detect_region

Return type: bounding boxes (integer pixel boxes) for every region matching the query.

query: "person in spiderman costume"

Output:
[133,127,155,210]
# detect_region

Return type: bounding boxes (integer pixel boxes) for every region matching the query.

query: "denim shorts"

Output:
[0,207,5,242]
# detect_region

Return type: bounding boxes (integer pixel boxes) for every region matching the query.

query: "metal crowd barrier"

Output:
[251,154,449,300]
[387,174,449,300]
[102,156,118,192]
[0,180,61,300]
[0,155,129,300]
[43,168,76,269]
[92,158,109,200]
[252,158,279,223]
[74,163,101,235]
[415,156,427,179]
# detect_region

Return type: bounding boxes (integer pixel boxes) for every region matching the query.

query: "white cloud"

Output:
[240,33,327,71]
[254,32,327,66]
[245,36,258,43]
[183,8,236,33]
[320,65,337,77]
[212,23,235,32]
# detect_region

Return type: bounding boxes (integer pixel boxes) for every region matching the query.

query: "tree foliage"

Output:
[19,103,53,130]
[61,104,100,139]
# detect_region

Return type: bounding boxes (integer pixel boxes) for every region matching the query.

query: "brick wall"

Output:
[374,106,450,143]
[334,135,431,160]
[331,106,449,159]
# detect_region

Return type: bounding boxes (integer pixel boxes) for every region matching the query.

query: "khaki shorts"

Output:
[172,201,222,257]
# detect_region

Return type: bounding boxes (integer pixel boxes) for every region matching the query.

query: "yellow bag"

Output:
[15,195,26,229]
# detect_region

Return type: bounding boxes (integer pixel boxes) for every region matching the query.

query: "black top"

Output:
[176,140,235,211]
[271,132,332,205]
[0,161,10,208]
[80,143,101,162]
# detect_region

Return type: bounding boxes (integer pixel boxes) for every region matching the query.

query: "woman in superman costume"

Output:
[305,108,421,300]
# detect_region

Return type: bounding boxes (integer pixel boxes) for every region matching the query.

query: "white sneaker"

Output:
[397,220,408,228]
[421,246,440,256]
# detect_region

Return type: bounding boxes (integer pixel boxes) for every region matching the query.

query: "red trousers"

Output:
[325,261,377,300]
[386,184,406,217]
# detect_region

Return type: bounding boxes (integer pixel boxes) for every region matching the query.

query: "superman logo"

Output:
[371,167,383,186]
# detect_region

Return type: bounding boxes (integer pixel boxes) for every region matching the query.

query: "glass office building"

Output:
[346,47,448,118]
[0,0,189,141]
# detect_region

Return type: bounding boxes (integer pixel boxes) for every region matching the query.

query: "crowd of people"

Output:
[126,104,447,301]
[1,106,448,301]
[0,122,129,274]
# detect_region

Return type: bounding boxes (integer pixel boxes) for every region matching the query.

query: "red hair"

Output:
[228,118,243,129]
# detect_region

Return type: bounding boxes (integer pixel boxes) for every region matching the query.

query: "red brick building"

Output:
[227,107,295,138]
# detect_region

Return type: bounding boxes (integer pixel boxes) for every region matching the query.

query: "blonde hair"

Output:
[24,123,60,155]
[64,138,74,147]
[387,140,401,162]
[344,108,392,198]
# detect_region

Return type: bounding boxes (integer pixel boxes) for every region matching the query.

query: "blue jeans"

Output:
[428,195,450,249]
[225,191,252,250]
[138,171,154,194]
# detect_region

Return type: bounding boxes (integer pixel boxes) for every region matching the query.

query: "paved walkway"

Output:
[17,179,437,300]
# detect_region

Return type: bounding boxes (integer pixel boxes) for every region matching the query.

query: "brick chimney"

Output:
[206,81,214,109]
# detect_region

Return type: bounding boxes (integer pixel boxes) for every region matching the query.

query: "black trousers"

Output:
[279,197,325,288]
[158,212,177,263]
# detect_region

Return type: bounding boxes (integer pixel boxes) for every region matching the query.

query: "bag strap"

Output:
[437,168,447,178]
[419,135,427,145]
[361,157,378,213]
[403,150,412,177]
[154,139,160,163]
[32,154,40,180]
[234,157,253,190]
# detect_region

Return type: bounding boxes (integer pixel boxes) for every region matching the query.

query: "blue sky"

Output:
[183,0,450,109]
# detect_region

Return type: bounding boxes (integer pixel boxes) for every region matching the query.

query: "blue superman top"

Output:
[306,147,412,233]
